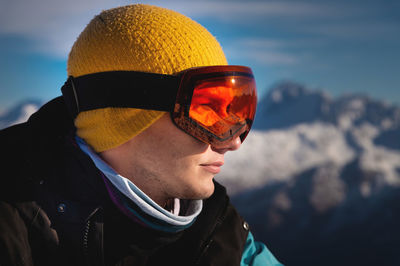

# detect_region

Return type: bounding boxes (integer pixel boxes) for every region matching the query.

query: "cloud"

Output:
[158,0,331,19]
[300,21,400,41]
[245,50,298,65]
[235,37,330,50]
[0,0,336,36]
[0,0,398,59]
[219,35,345,70]
[224,37,303,65]
[0,0,130,58]
[234,38,285,50]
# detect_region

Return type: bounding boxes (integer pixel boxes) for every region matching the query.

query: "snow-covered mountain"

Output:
[216,82,400,266]
[218,82,400,194]
[0,99,42,129]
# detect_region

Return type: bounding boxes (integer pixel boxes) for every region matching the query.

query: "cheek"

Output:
[132,115,211,181]
[154,130,208,164]
[163,151,199,179]
[135,136,194,177]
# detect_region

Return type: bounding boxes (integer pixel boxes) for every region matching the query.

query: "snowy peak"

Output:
[0,99,42,129]
[330,94,400,130]
[254,81,331,130]
[220,81,400,194]
[263,81,328,105]
[254,81,400,132]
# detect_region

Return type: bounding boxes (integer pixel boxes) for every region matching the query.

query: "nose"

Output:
[211,136,242,154]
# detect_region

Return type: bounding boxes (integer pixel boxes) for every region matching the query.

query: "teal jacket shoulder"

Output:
[241,232,283,266]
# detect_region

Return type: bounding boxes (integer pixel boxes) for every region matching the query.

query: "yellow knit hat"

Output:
[67,4,227,152]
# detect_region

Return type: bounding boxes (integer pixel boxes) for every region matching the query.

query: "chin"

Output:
[194,179,215,199]
[180,179,215,200]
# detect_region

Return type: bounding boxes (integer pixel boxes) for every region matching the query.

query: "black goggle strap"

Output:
[61,71,180,118]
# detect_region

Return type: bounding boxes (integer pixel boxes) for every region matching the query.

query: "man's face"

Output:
[100,113,241,205]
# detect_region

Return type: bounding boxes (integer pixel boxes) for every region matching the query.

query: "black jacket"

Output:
[0,97,249,266]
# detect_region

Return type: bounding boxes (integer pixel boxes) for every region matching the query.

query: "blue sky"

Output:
[1,0,399,112]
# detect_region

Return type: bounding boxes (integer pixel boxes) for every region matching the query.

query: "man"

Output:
[0,4,282,266]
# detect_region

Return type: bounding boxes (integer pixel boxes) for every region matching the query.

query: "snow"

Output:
[12,104,39,125]
[0,100,42,129]
[218,122,356,194]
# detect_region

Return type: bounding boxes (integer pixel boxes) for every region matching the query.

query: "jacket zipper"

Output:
[83,206,103,266]
[83,219,91,264]
[194,199,228,265]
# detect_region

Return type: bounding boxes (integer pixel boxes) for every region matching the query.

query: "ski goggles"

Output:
[61,65,257,148]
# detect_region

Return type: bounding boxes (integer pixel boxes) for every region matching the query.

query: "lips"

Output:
[200,161,224,174]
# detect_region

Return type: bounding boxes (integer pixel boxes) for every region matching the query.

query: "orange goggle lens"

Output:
[172,66,257,148]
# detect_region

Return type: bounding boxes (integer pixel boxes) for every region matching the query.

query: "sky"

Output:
[0,0,399,112]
